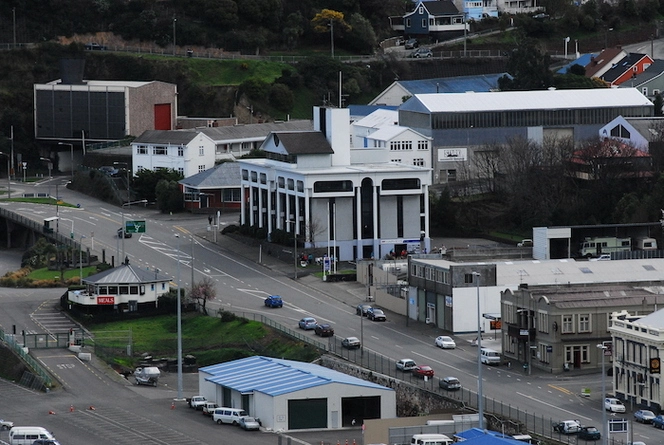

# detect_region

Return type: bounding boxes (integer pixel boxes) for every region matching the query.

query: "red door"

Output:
[154,104,172,130]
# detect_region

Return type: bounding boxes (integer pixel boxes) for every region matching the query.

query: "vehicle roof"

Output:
[345,336,360,341]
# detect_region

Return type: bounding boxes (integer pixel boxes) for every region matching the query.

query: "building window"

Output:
[419,6,423,13]
[447,170,457,182]
[223,188,241,202]
[137,165,144,171]
[538,312,549,333]
[178,146,184,157]
[539,343,551,364]
[153,147,167,155]
[391,159,402,163]
[260,173,267,184]
[565,345,590,364]
[178,167,184,176]
[578,314,591,332]
[418,140,429,150]
[198,165,205,173]
[136,145,148,154]
[464,273,476,284]
[199,147,204,156]
[562,315,574,333]
[421,18,427,27]
[241,142,252,151]
[413,158,425,166]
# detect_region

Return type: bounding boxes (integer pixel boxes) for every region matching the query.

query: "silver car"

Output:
[239,416,260,431]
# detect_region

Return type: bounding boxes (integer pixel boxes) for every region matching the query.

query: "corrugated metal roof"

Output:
[270,132,334,155]
[200,356,393,396]
[404,88,652,114]
[398,73,508,95]
[200,120,313,143]
[354,109,399,129]
[179,162,240,188]
[556,54,597,74]
[526,285,664,309]
[624,117,664,141]
[631,307,664,328]
[83,264,171,284]
[133,130,199,145]
[625,60,664,85]
[367,126,411,141]
[602,53,649,83]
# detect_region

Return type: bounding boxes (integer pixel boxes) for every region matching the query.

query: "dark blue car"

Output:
[264,295,283,308]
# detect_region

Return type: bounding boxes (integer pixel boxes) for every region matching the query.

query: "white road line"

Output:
[516,392,592,421]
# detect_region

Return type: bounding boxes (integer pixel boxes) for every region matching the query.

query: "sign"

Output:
[97,296,115,305]
[490,320,502,330]
[519,329,529,336]
[438,147,468,162]
[609,419,628,433]
[651,357,661,374]
[125,220,146,233]
[546,345,553,352]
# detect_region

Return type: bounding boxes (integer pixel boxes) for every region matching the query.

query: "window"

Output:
[198,165,206,173]
[391,158,402,163]
[413,158,425,166]
[419,6,424,13]
[422,18,427,27]
[539,343,551,364]
[562,315,574,333]
[405,18,411,27]
[654,89,660,96]
[199,147,205,156]
[178,167,184,176]
[417,140,429,150]
[578,314,591,332]
[137,165,144,171]
[538,312,549,333]
[464,273,476,284]
[136,145,148,154]
[178,146,184,157]
[447,169,457,182]
[565,345,590,364]
[153,147,167,155]
[223,189,241,202]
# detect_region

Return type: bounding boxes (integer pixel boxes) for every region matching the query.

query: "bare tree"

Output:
[189,277,216,315]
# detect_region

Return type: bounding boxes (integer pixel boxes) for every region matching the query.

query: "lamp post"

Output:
[174,233,184,402]
[598,344,608,445]
[0,153,10,199]
[605,27,614,49]
[472,271,484,429]
[40,157,52,178]
[173,17,177,55]
[58,142,74,181]
[114,161,130,205]
[329,19,334,58]
[286,219,298,280]
[79,235,86,283]
[463,12,468,58]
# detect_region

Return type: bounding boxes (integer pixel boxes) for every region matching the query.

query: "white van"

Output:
[480,348,501,365]
[411,433,453,445]
[9,427,60,445]
[212,407,248,425]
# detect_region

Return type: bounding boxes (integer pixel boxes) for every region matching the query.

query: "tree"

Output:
[311,9,351,54]
[132,169,183,203]
[269,83,294,112]
[654,94,663,116]
[155,179,184,213]
[498,34,554,90]
[189,277,217,315]
[345,13,377,54]
[21,238,57,268]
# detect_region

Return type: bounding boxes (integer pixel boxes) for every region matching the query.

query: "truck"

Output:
[634,237,658,250]
[579,237,631,257]
[188,395,207,410]
[133,366,160,386]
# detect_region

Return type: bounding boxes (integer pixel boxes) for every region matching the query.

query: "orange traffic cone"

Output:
[171,401,175,410]
[69,405,74,412]
[345,440,348,445]
[353,440,356,445]
[48,410,56,415]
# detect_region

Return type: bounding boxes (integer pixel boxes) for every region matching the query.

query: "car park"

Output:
[1,419,14,430]
[298,317,317,330]
[439,376,461,390]
[412,365,434,378]
[634,409,656,423]
[552,420,581,434]
[396,358,417,371]
[238,416,260,431]
[367,308,386,321]
[410,47,432,58]
[653,415,664,429]
[578,426,601,441]
[342,336,361,349]
[314,323,334,337]
[264,295,283,308]
[404,38,419,49]
[435,335,456,349]
[604,397,626,413]
[356,303,372,316]
[118,227,132,238]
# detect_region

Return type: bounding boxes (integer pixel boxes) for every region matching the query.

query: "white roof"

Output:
[43,80,154,88]
[353,109,399,128]
[367,126,411,141]
[412,88,653,113]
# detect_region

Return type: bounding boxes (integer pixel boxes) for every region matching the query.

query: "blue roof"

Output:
[199,356,394,397]
[455,428,511,440]
[349,104,398,118]
[455,430,527,445]
[556,53,597,74]
[397,73,508,95]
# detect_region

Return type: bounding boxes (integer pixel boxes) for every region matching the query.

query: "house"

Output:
[198,356,396,431]
[179,162,241,211]
[566,138,653,181]
[502,284,664,374]
[599,53,653,86]
[389,0,467,39]
[584,47,628,80]
[620,59,664,100]
[67,263,172,312]
[599,116,664,151]
[464,0,498,21]
[238,106,432,261]
[556,53,598,74]
[369,74,508,106]
[131,130,216,178]
[610,309,664,412]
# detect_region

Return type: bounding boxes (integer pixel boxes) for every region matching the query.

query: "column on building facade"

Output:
[372,184,379,257]
[423,183,430,252]
[304,188,311,247]
[294,190,300,238]
[355,186,362,257]
[258,182,264,229]
[285,190,292,233]
[267,182,273,235]
[276,188,283,230]
[240,184,247,226]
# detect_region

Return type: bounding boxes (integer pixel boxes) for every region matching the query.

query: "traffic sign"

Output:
[125,220,146,233]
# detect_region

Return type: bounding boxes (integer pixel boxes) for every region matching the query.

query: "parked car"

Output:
[356,303,372,316]
[342,336,361,349]
[188,395,207,410]
[238,416,261,431]
[590,254,612,261]
[298,317,317,330]
[118,227,132,238]
[578,426,601,441]
[435,335,456,349]
[264,295,283,308]
[552,420,581,434]
[439,376,461,390]
[367,308,386,321]
[314,323,334,337]
[410,47,432,58]
[517,239,533,247]
[85,42,107,50]
[0,419,13,430]
[605,397,626,413]
[634,409,656,423]
[396,358,417,372]
[652,415,664,429]
[412,365,434,378]
[99,165,118,176]
[404,38,419,49]
[32,440,61,445]
[202,402,218,416]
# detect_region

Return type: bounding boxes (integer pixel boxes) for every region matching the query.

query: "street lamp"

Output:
[328,19,334,58]
[58,142,74,181]
[0,153,10,199]
[40,157,52,178]
[173,17,177,55]
[472,271,484,429]
[605,27,614,49]
[79,235,86,283]
[598,343,608,445]
[174,233,184,402]
[286,219,298,280]
[114,161,130,205]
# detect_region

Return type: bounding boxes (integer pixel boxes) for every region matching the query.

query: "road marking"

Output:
[549,384,573,395]
[516,392,592,420]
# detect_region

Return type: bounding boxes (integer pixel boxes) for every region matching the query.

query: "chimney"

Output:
[58,58,86,85]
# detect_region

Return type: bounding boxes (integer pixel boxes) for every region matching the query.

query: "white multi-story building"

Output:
[131,130,216,178]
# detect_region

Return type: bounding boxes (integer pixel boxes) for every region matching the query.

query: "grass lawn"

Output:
[88,312,321,368]
[27,266,98,281]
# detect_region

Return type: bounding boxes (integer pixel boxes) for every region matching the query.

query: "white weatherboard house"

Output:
[199,356,396,431]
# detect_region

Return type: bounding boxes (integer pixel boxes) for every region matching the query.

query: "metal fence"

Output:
[1,328,53,390]
[22,332,71,349]
[0,206,80,252]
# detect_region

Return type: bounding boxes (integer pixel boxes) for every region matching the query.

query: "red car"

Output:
[412,365,434,378]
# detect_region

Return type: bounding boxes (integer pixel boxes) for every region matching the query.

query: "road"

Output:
[0,177,658,444]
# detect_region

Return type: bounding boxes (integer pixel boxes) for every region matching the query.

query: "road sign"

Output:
[125,220,146,233]
[609,418,628,433]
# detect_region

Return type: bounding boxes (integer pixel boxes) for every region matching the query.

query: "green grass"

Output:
[0,197,78,207]
[89,313,321,368]
[27,266,97,281]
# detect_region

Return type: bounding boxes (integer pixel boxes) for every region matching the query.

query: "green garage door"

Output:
[288,398,327,429]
